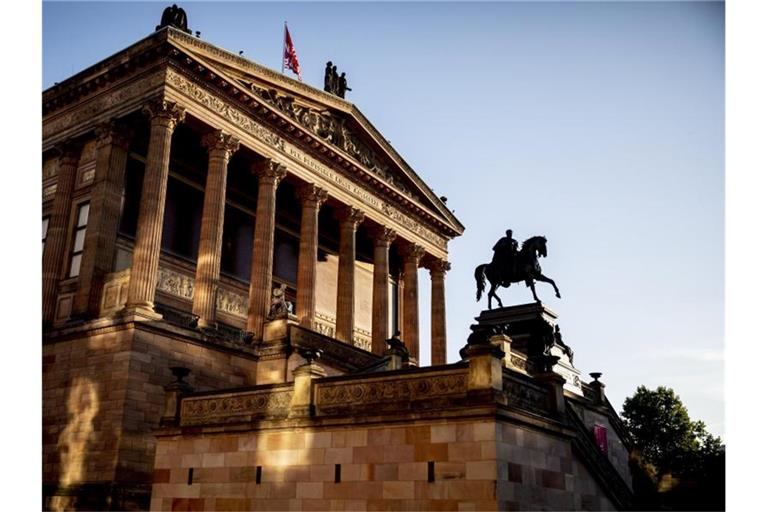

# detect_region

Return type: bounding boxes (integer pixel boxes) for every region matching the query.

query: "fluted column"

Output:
[372,227,397,354]
[124,99,185,314]
[401,243,425,364]
[192,130,240,328]
[72,121,132,318]
[334,206,364,343]
[246,160,287,336]
[428,259,451,365]
[295,184,328,329]
[42,142,82,324]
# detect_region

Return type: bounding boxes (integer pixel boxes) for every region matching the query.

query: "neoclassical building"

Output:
[43,13,633,512]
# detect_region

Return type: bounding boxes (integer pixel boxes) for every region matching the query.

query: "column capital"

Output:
[400,243,425,263]
[141,98,186,129]
[202,129,240,159]
[427,259,451,278]
[373,226,397,247]
[335,205,365,229]
[251,159,287,184]
[52,141,83,167]
[297,183,328,208]
[94,120,133,150]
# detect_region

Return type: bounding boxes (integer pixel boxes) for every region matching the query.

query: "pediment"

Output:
[168,30,463,236]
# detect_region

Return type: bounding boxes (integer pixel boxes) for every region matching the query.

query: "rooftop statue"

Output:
[475,230,561,309]
[323,61,351,99]
[156,4,191,34]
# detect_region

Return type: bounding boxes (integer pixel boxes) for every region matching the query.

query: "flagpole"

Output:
[281,21,286,75]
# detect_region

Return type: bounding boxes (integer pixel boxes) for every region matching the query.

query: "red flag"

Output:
[283,23,302,81]
[593,424,609,454]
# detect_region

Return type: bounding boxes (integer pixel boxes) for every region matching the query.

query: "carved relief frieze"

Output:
[180,387,293,426]
[167,70,284,152]
[503,377,551,417]
[43,71,166,140]
[237,79,414,199]
[166,69,448,251]
[315,371,467,410]
[216,288,248,318]
[156,266,194,300]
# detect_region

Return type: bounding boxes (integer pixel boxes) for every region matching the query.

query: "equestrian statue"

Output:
[475,229,561,309]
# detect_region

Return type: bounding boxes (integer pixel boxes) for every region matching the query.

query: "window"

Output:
[42,216,50,252]
[160,176,203,261]
[69,203,90,277]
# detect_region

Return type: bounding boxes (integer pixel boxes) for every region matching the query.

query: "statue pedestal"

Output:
[472,303,583,396]
[262,314,300,342]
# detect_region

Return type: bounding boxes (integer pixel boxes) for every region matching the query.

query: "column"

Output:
[192,130,240,328]
[246,160,287,336]
[371,227,397,354]
[295,184,328,329]
[72,121,132,318]
[124,98,185,314]
[334,206,364,343]
[428,259,451,365]
[401,243,425,364]
[42,142,82,324]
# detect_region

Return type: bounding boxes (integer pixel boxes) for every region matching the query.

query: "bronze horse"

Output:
[475,236,561,309]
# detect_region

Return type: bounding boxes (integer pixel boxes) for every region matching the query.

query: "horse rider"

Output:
[492,229,518,286]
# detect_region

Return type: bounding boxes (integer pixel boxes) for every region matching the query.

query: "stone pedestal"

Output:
[470,303,583,396]
[290,361,326,417]
[262,314,300,342]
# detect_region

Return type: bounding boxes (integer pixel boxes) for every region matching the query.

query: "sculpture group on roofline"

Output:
[324,61,352,99]
[475,229,562,309]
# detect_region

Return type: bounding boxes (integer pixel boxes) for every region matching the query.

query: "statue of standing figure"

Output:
[323,61,351,99]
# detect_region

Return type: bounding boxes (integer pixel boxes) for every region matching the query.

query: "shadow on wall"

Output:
[51,377,99,512]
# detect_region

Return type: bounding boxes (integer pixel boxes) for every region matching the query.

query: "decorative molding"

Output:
[315,371,467,410]
[202,129,240,159]
[142,97,186,129]
[427,259,451,277]
[44,71,166,140]
[166,69,448,252]
[167,69,285,152]
[43,184,57,200]
[297,183,328,207]
[180,387,293,426]
[237,78,415,200]
[502,376,551,417]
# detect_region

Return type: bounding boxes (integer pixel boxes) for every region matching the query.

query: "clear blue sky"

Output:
[43,1,724,438]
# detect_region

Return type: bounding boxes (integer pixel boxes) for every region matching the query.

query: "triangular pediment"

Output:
[168,30,463,236]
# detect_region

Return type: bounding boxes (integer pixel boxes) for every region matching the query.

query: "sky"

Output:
[42,1,725,438]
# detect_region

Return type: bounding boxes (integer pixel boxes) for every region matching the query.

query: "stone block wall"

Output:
[570,403,632,488]
[152,417,621,511]
[151,420,500,511]
[496,423,615,511]
[43,321,261,510]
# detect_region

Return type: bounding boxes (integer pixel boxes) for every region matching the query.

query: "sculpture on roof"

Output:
[475,232,561,308]
[323,61,351,99]
[156,4,191,34]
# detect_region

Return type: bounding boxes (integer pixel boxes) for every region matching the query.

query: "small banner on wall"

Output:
[593,424,608,454]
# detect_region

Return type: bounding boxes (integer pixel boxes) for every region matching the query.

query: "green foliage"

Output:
[622,385,725,510]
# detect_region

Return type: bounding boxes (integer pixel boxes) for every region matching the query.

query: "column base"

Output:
[121,303,163,321]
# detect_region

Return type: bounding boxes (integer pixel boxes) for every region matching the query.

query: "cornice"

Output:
[166,57,458,243]
[41,26,463,240]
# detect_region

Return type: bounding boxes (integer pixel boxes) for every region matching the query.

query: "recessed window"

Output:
[69,203,90,277]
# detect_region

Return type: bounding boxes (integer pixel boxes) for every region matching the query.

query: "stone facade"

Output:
[42,16,633,512]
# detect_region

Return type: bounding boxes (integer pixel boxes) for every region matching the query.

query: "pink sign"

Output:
[593,424,608,454]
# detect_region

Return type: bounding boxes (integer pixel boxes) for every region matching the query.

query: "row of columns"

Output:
[43,96,451,365]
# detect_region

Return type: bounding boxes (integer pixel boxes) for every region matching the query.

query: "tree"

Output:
[622,385,724,511]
